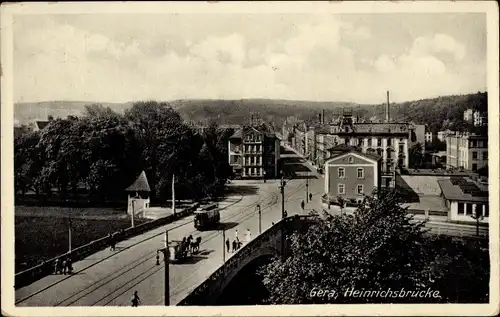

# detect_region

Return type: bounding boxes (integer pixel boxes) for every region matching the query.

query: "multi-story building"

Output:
[323,145,382,206]
[473,110,488,127]
[463,109,474,122]
[425,131,433,143]
[228,124,280,179]
[446,132,488,172]
[464,109,488,127]
[437,129,456,142]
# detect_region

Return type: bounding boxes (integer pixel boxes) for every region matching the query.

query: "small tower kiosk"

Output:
[126,171,151,218]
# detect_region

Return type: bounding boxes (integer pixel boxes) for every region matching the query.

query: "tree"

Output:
[259,189,431,304]
[409,143,423,169]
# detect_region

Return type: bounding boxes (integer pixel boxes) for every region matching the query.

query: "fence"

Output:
[14,203,199,289]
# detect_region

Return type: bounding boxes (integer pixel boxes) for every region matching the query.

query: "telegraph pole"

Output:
[131,197,135,228]
[279,177,287,260]
[222,228,226,263]
[156,230,170,306]
[68,215,72,253]
[172,173,176,215]
[256,204,262,234]
[306,170,309,203]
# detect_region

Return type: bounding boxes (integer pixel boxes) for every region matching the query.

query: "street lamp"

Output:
[279,177,287,260]
[256,204,262,234]
[156,230,170,306]
[470,207,485,237]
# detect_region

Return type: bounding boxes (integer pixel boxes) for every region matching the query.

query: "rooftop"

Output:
[126,171,151,192]
[437,177,488,203]
[326,144,382,161]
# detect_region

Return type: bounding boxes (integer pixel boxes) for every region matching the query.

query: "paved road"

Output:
[16,152,324,307]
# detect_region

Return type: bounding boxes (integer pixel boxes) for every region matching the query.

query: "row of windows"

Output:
[243,156,262,165]
[338,167,364,179]
[472,151,488,160]
[337,184,364,195]
[457,202,489,217]
[243,167,262,176]
[244,134,262,142]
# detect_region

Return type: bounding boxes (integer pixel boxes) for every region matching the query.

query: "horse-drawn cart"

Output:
[167,240,190,263]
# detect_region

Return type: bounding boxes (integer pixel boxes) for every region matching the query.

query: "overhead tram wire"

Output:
[30,176,309,307]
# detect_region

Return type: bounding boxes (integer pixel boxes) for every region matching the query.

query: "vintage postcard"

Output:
[1,1,499,316]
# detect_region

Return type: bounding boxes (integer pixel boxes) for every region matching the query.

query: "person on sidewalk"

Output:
[301,200,305,210]
[245,229,251,243]
[131,291,141,307]
[226,238,230,253]
[232,239,237,252]
[309,193,312,202]
[234,229,239,243]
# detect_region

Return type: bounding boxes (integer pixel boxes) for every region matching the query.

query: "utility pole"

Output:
[68,215,72,253]
[172,173,176,215]
[256,204,262,234]
[222,228,226,263]
[306,170,309,203]
[156,230,170,306]
[131,197,135,228]
[279,177,287,260]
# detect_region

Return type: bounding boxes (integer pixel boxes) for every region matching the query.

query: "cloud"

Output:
[13,15,485,104]
[410,33,466,61]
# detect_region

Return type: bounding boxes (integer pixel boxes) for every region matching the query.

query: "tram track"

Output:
[19,178,309,307]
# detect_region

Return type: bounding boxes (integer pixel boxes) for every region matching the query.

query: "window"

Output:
[377,138,382,147]
[466,203,473,216]
[485,205,489,217]
[399,145,404,153]
[338,167,345,178]
[472,151,478,159]
[457,202,464,215]
[356,185,364,195]
[472,164,478,171]
[357,168,364,178]
[338,184,345,194]
[483,152,488,160]
[348,157,354,164]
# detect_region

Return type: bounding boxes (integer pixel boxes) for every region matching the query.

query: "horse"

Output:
[191,237,202,253]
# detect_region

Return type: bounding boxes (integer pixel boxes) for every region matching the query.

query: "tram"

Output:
[194,203,221,230]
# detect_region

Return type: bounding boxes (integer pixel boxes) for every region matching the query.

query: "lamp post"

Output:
[256,204,262,234]
[279,177,287,259]
[470,207,485,237]
[156,230,170,306]
[68,215,72,253]
[131,197,135,228]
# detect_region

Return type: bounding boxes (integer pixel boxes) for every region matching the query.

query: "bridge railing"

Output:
[14,203,199,289]
[178,215,316,306]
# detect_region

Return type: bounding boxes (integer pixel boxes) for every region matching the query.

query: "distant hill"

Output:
[14,92,487,132]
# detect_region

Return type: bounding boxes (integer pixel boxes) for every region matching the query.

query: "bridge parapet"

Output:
[178,215,316,306]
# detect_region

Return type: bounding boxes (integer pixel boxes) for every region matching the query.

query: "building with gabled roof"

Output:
[323,147,382,208]
[126,171,151,218]
[228,123,280,179]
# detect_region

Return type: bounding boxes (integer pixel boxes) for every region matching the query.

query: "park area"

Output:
[15,206,148,273]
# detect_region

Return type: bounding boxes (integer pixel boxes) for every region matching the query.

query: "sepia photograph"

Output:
[1,1,499,316]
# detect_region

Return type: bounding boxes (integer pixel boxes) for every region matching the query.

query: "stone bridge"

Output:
[177,215,315,305]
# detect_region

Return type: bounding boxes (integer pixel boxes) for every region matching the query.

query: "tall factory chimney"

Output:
[322,109,325,124]
[386,91,390,123]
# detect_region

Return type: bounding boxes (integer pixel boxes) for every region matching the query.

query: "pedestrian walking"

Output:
[54,259,60,275]
[234,229,239,242]
[108,233,113,251]
[309,193,312,202]
[131,291,141,307]
[301,200,305,210]
[61,258,67,275]
[111,233,116,251]
[245,229,251,243]
[232,239,237,252]
[284,210,288,217]
[66,257,73,274]
[225,238,230,253]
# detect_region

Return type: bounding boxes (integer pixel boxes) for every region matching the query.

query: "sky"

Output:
[13,12,487,104]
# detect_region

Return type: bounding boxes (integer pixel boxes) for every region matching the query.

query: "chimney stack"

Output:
[322,109,325,124]
[386,90,390,123]
[318,113,322,124]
